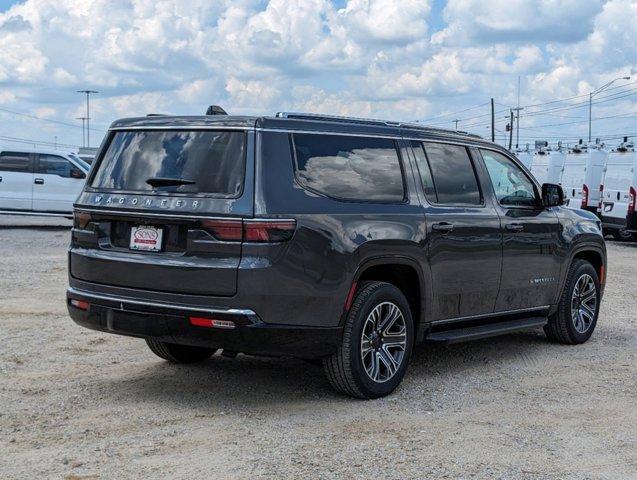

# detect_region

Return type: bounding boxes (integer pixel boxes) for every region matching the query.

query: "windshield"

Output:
[90,130,245,196]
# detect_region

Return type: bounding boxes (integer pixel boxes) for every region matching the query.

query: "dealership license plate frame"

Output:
[129,225,164,252]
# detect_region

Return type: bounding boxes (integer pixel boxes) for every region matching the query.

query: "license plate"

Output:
[130,225,163,252]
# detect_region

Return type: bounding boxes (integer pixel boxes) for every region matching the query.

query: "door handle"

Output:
[34,178,44,185]
[506,223,524,232]
[432,222,454,233]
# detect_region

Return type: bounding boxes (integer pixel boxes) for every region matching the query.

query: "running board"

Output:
[425,317,548,344]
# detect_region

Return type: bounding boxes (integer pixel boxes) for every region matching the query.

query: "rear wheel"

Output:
[544,259,600,344]
[145,339,217,363]
[323,281,414,399]
[612,228,634,242]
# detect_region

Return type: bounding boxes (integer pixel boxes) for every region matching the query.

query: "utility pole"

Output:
[512,107,524,149]
[508,110,514,150]
[76,116,87,148]
[453,119,460,131]
[490,98,495,142]
[76,90,98,147]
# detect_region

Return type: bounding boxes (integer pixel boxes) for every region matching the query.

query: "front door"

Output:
[410,141,502,320]
[33,154,86,213]
[0,151,33,211]
[479,148,562,311]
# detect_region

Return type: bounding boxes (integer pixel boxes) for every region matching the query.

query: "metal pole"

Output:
[453,119,459,131]
[77,90,98,147]
[76,117,86,148]
[490,98,495,142]
[588,92,592,143]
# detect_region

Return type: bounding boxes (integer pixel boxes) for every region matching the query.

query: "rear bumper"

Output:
[67,288,342,359]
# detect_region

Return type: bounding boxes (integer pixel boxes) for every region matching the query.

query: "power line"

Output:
[0,106,106,132]
[0,134,80,149]
[418,101,490,123]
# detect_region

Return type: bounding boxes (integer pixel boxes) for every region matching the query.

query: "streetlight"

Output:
[589,76,630,142]
[76,90,98,147]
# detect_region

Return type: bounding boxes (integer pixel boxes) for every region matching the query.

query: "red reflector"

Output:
[344,282,358,311]
[189,316,236,329]
[599,265,605,284]
[70,299,89,311]
[581,184,589,209]
[73,211,92,229]
[243,220,296,243]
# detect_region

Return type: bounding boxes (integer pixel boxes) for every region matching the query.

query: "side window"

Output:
[0,152,31,172]
[480,149,538,207]
[37,155,73,178]
[410,141,436,200]
[421,142,482,205]
[292,133,405,202]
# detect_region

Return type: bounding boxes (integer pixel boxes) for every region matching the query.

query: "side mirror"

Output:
[71,168,86,179]
[542,183,564,207]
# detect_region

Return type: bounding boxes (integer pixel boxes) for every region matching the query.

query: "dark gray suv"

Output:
[67,111,606,398]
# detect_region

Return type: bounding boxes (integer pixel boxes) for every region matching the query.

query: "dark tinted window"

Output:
[292,133,404,202]
[37,155,72,177]
[422,142,481,205]
[0,152,30,172]
[481,149,537,207]
[410,141,436,200]
[91,130,245,196]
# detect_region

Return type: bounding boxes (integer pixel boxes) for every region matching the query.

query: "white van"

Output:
[0,147,89,215]
[514,148,533,169]
[530,149,566,185]
[600,144,637,240]
[563,147,608,214]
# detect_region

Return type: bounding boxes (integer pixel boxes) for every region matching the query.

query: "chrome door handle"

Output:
[506,223,524,232]
[432,222,454,233]
[34,178,44,185]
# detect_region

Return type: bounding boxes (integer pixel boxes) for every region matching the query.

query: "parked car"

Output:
[563,146,608,215]
[0,147,89,215]
[67,111,607,398]
[600,141,637,241]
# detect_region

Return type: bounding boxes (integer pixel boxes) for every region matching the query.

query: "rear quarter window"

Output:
[0,152,31,172]
[90,130,246,197]
[291,133,405,202]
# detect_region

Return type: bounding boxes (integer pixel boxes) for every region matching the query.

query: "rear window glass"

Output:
[292,133,404,202]
[422,142,481,205]
[0,152,30,172]
[91,130,245,196]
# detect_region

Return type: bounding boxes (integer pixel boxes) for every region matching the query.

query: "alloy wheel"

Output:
[360,302,407,383]
[571,273,597,334]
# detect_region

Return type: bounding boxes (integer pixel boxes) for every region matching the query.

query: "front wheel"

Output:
[323,281,414,399]
[544,259,600,344]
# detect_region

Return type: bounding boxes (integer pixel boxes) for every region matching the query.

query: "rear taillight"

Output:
[598,184,604,211]
[629,186,637,214]
[581,184,589,209]
[189,316,236,329]
[73,211,92,229]
[70,299,89,311]
[201,218,296,243]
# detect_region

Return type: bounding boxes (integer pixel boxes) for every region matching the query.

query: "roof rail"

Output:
[275,112,483,139]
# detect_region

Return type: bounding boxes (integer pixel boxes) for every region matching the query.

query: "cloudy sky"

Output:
[0,0,635,151]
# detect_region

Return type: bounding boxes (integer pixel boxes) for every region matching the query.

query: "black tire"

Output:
[145,339,216,363]
[323,281,414,399]
[544,259,600,344]
[612,228,634,242]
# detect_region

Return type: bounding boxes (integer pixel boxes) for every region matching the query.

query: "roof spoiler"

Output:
[206,105,228,115]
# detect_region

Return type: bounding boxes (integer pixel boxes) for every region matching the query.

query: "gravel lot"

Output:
[1,214,636,479]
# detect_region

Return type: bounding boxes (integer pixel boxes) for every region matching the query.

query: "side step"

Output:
[425,317,548,344]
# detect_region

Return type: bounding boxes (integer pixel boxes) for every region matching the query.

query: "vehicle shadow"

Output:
[100,329,554,408]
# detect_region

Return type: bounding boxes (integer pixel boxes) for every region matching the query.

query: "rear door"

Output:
[479,148,562,311]
[0,151,33,211]
[562,154,586,209]
[70,128,253,297]
[411,141,502,320]
[601,153,634,224]
[33,154,87,212]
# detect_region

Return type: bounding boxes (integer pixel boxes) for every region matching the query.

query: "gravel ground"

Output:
[1,215,636,479]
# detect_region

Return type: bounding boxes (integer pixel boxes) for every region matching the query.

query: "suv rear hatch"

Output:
[71,126,254,297]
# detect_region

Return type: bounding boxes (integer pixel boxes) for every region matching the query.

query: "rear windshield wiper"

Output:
[146,177,196,188]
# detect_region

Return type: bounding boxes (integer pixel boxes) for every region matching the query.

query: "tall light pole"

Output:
[77,90,98,147]
[588,76,630,142]
[76,116,87,148]
[453,119,460,131]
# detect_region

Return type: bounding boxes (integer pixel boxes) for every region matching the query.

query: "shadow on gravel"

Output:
[98,330,555,408]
